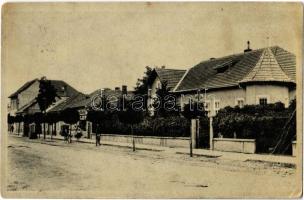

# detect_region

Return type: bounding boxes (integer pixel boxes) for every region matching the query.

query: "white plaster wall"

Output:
[245,84,289,107]
[18,80,40,109]
[177,87,246,110]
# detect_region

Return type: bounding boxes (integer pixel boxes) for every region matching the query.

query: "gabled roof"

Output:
[153,68,186,91]
[47,88,134,113]
[86,89,133,108]
[8,79,38,98]
[48,80,80,97]
[174,46,296,92]
[47,93,88,113]
[8,79,80,98]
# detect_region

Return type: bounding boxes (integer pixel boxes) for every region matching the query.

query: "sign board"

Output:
[78,109,88,120]
[78,109,88,116]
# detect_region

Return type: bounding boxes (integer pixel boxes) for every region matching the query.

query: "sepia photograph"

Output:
[1,2,303,198]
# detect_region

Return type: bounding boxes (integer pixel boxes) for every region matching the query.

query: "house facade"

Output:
[147,67,186,113]
[8,78,80,116]
[47,85,132,138]
[147,45,296,114]
[7,77,80,135]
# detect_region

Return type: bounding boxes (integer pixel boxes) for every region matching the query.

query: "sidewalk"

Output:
[10,133,297,167]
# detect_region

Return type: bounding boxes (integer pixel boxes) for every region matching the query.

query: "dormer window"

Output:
[213,58,240,73]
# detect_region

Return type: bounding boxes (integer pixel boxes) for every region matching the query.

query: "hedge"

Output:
[90,114,209,138]
[213,101,296,154]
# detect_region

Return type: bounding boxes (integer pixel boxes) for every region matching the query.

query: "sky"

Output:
[2,2,302,96]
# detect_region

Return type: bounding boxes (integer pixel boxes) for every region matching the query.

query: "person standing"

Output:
[96,124,101,146]
[10,125,14,133]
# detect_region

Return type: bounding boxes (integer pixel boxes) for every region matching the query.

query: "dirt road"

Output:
[3,136,299,198]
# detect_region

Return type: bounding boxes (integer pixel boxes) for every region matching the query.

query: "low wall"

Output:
[100,134,189,148]
[213,138,256,154]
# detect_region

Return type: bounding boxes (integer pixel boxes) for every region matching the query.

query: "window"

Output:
[259,98,268,105]
[204,100,210,111]
[235,98,244,108]
[214,100,220,114]
[215,101,220,109]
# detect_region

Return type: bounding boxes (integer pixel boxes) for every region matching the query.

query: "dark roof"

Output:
[47,93,88,113]
[87,89,133,107]
[48,80,80,97]
[8,79,80,98]
[175,46,296,92]
[16,98,37,114]
[8,79,38,98]
[47,88,134,112]
[153,68,186,91]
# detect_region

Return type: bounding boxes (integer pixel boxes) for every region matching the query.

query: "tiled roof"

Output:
[174,46,296,92]
[48,89,134,112]
[47,93,88,113]
[87,89,134,108]
[8,79,80,98]
[154,68,186,91]
[49,80,80,97]
[240,48,292,83]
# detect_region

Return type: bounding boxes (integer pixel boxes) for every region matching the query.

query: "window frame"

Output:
[256,95,270,106]
[235,97,245,108]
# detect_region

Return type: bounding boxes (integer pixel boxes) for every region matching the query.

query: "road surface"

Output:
[3,135,299,198]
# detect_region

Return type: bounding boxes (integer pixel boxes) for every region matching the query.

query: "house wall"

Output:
[150,76,162,98]
[18,80,40,109]
[245,84,290,107]
[178,87,246,111]
[8,98,18,116]
[147,76,162,113]
[289,87,296,102]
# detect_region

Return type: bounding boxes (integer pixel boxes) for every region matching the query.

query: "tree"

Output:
[28,112,44,139]
[37,77,58,140]
[87,94,112,135]
[182,101,207,120]
[45,112,61,139]
[152,81,179,117]
[134,66,153,95]
[117,97,145,151]
[61,108,79,143]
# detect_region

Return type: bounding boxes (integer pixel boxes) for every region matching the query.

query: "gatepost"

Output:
[208,97,216,150]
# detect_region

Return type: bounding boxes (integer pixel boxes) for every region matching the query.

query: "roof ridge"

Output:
[173,69,190,92]
[270,47,293,81]
[193,46,280,69]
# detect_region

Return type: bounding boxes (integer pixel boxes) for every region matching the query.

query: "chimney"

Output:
[62,85,67,96]
[114,87,120,91]
[122,85,127,95]
[244,41,252,53]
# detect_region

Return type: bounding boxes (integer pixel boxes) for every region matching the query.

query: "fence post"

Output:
[209,116,214,150]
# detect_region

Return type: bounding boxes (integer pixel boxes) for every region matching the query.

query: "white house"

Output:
[148,45,296,114]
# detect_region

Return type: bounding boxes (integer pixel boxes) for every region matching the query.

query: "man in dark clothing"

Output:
[96,124,101,146]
